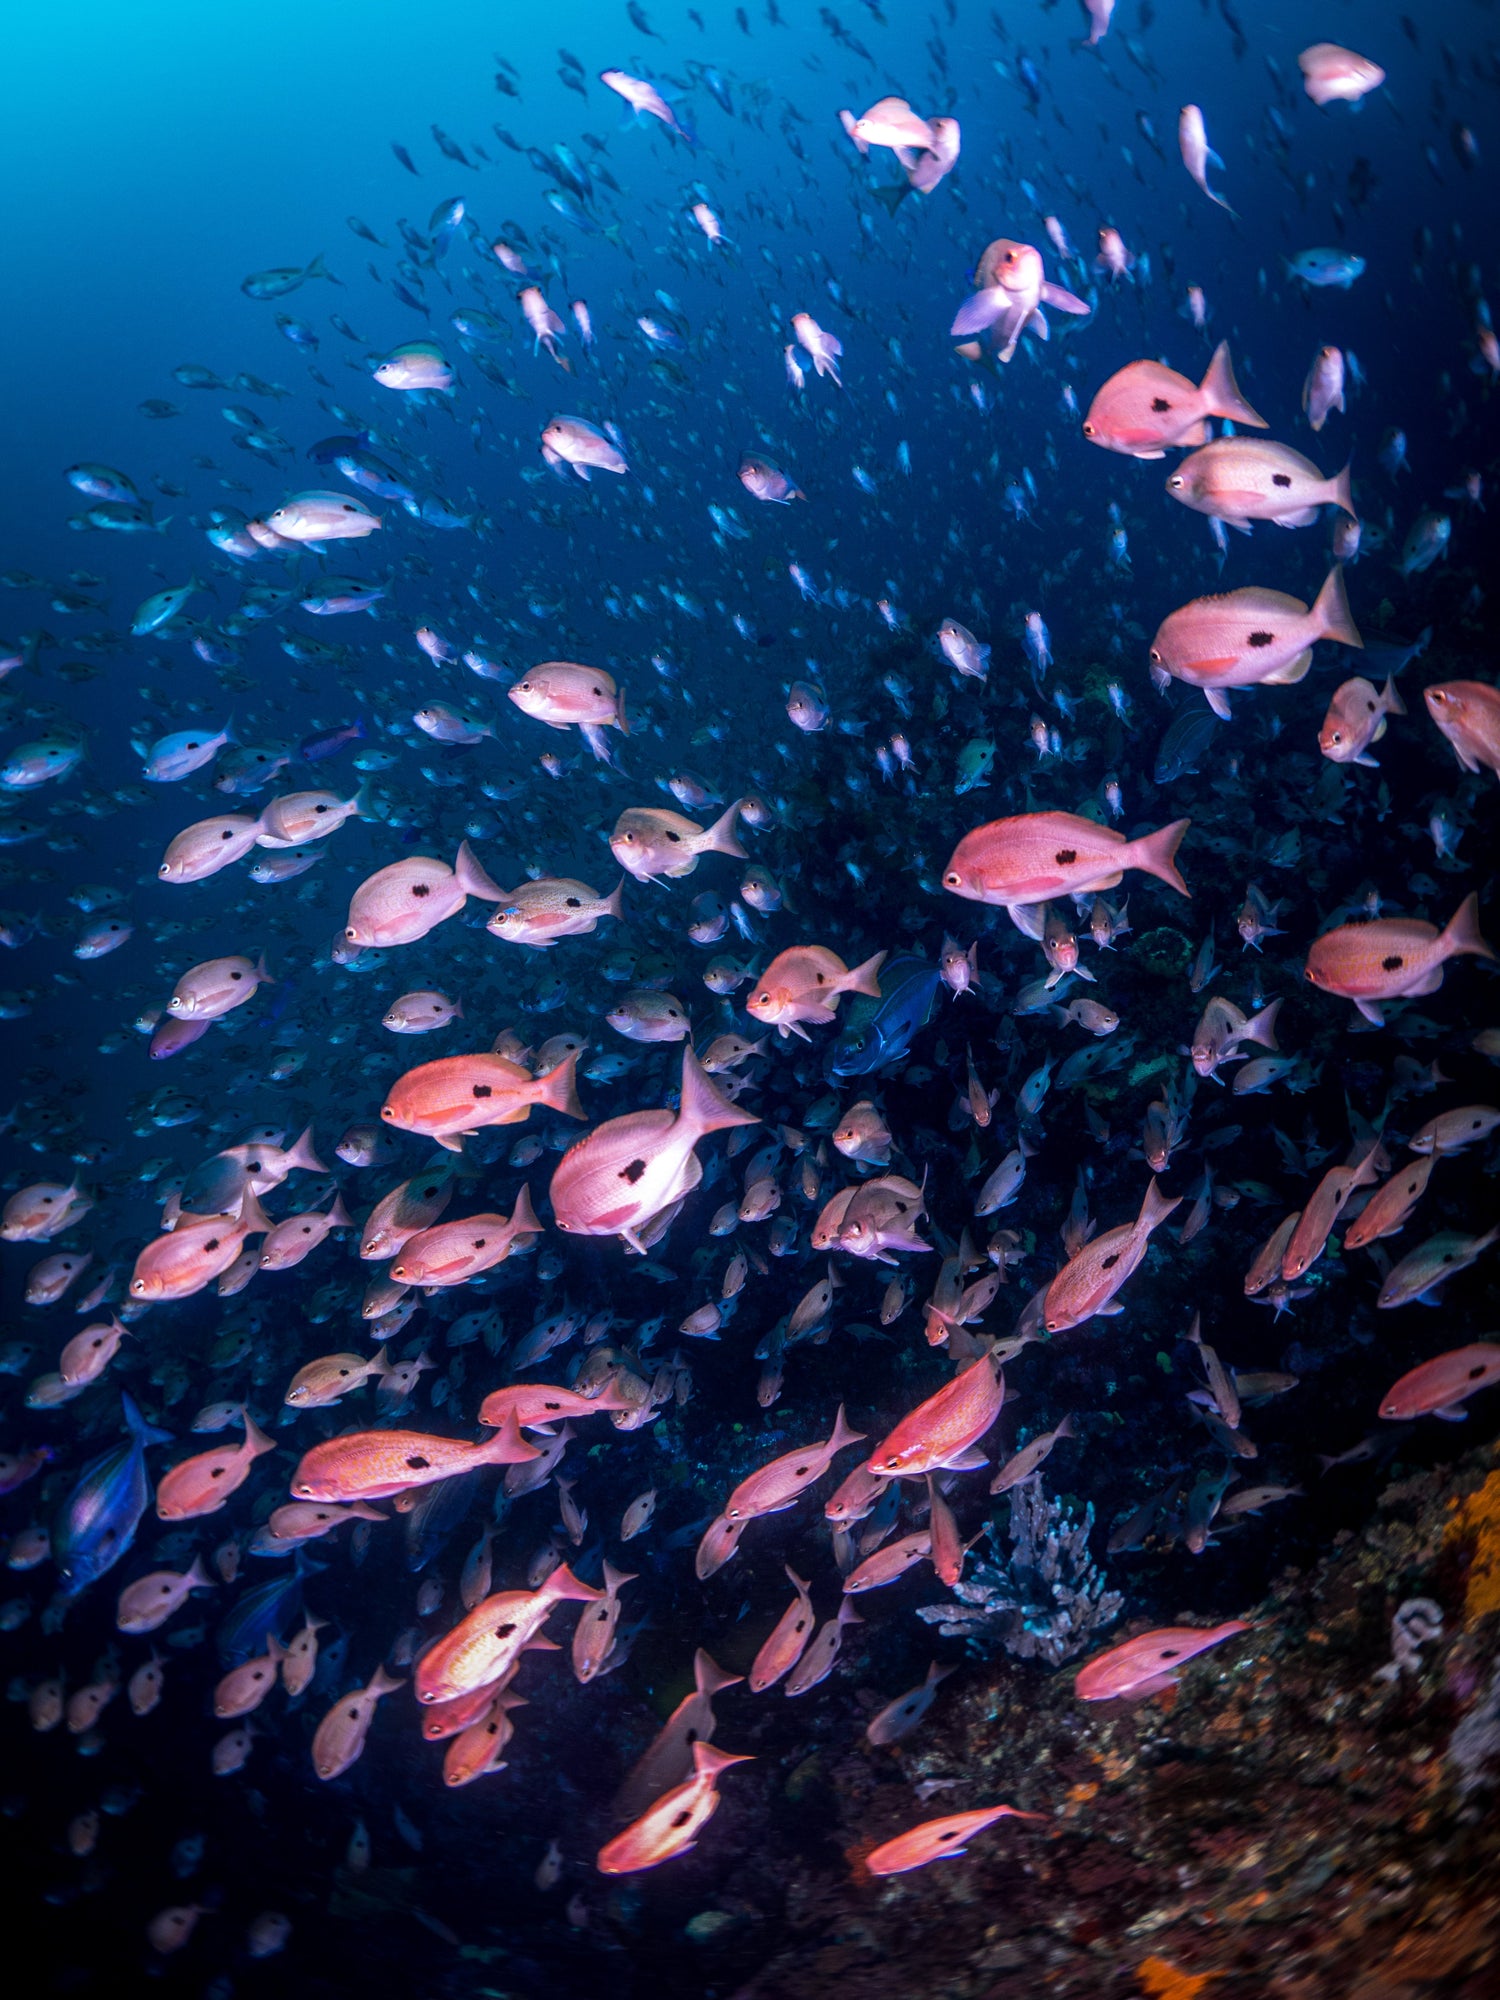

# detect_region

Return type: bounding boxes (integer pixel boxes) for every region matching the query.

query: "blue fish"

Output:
[52,1393,171,1597]
[216,1555,317,1666]
[1155,707,1222,784]
[404,1474,473,1572]
[825,955,941,1079]
[300,718,367,762]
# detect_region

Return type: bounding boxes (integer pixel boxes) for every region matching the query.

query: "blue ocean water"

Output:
[1,1,1498,1993]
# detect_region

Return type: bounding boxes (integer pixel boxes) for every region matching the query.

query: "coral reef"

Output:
[914,1477,1124,1665]
[709,1443,1500,2000]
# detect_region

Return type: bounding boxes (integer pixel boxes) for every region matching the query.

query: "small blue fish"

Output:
[52,1393,171,1597]
[300,718,367,762]
[826,956,941,1078]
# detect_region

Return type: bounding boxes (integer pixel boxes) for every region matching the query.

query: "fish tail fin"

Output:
[615,687,630,736]
[306,253,333,282]
[602,879,626,922]
[702,799,747,860]
[349,781,372,816]
[1381,675,1407,717]
[482,1407,540,1468]
[1200,341,1266,428]
[287,1125,328,1175]
[845,950,887,999]
[692,1740,754,1778]
[254,951,275,985]
[1330,461,1357,520]
[238,1187,275,1235]
[1131,818,1192,897]
[369,1344,391,1376]
[785,1565,811,1594]
[1138,1176,1183,1231]
[828,1403,868,1453]
[533,1050,585,1121]
[369,1664,406,1699]
[327,1193,354,1229]
[1440,891,1496,963]
[545,1561,604,1604]
[1244,997,1282,1051]
[872,182,912,215]
[677,1046,761,1138]
[693,1649,743,1699]
[1311,566,1363,649]
[453,839,503,900]
[507,1183,541,1237]
[243,1408,276,1456]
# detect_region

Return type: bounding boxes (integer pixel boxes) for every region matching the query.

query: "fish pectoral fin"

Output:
[1271,506,1321,527]
[943,1446,990,1471]
[1262,649,1313,685]
[1205,689,1233,721]
[1095,1300,1126,1316]
[1353,998,1386,1026]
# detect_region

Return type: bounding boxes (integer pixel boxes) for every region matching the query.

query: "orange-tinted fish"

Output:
[311,1663,404,1780]
[1041,1178,1181,1332]
[1424,680,1500,780]
[290,1409,539,1502]
[746,946,886,1038]
[1341,1155,1435,1251]
[156,1411,275,1520]
[550,1046,758,1252]
[414,1563,601,1705]
[1304,892,1495,1025]
[381,1049,584,1151]
[596,1739,753,1875]
[387,1189,540,1286]
[1083,342,1265,459]
[749,1567,816,1692]
[863,1348,1005,1480]
[1379,1343,1500,1420]
[1075,1620,1249,1700]
[863,1803,1042,1875]
[722,1405,865,1521]
[344,842,504,948]
[944,811,1190,910]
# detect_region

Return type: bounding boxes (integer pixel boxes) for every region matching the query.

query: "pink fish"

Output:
[1075,1620,1249,1700]
[1380,1344,1500,1420]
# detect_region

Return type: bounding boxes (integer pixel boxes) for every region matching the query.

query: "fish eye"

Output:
[1082,423,1094,437]
[944,871,962,887]
[1167,476,1184,490]
[1148,649,1163,664]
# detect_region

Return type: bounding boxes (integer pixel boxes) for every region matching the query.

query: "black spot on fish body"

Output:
[412,882,430,897]
[473,1084,491,1098]
[1272,472,1292,487]
[1247,630,1274,647]
[1151,396,1171,412]
[1382,954,1404,971]
[620,1159,647,1184]
[1056,848,1077,864]
[406,1454,431,1469]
